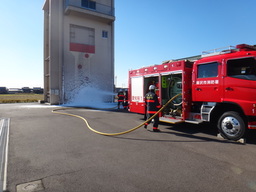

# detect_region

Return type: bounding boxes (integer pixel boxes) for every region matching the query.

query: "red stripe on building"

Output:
[70,43,95,53]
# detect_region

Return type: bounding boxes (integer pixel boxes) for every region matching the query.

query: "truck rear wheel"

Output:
[217,111,246,141]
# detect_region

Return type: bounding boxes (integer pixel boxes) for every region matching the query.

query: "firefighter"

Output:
[123,91,129,110]
[117,90,125,109]
[144,85,161,132]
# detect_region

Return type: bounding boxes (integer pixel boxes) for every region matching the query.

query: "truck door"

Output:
[193,61,222,102]
[223,57,256,114]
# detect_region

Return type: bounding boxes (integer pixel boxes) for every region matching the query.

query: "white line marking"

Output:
[3,118,9,191]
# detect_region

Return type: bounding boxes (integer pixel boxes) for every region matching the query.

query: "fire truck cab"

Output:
[128,44,256,141]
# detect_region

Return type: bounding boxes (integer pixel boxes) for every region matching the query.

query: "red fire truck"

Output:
[128,44,256,140]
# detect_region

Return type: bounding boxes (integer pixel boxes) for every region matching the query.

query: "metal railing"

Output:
[201,45,236,57]
[65,0,115,16]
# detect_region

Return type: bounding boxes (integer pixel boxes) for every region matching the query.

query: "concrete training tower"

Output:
[43,0,115,104]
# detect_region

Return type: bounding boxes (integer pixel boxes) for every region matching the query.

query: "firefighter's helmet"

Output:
[149,85,156,90]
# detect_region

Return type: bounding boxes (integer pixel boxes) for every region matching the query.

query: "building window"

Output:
[81,0,96,10]
[70,24,95,53]
[102,30,108,38]
[197,62,218,78]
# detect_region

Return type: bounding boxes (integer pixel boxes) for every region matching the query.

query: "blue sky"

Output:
[0,0,255,88]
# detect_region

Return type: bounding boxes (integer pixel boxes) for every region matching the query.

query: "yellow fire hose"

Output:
[52,93,181,136]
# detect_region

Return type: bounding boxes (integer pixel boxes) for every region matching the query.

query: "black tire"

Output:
[217,111,246,141]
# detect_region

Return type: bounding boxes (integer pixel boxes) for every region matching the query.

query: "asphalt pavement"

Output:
[1,103,256,192]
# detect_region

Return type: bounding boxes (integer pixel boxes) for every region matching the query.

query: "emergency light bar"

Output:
[236,44,256,50]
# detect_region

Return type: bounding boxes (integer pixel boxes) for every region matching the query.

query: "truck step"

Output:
[185,120,203,124]
[201,103,216,121]
[159,117,184,124]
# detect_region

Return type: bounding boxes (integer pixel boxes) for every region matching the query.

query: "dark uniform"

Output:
[123,91,129,109]
[144,86,161,132]
[117,91,125,109]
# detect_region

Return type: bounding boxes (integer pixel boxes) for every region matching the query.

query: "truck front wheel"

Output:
[217,111,246,141]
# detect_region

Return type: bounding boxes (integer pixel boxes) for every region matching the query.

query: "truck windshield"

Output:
[227,57,256,80]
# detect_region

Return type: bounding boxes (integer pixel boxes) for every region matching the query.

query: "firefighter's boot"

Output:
[153,127,160,132]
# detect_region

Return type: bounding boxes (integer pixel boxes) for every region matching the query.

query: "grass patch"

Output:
[0,94,44,103]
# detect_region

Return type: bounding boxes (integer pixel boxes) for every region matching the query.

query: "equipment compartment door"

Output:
[129,76,144,114]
